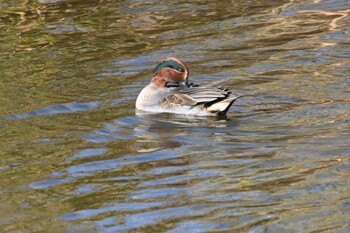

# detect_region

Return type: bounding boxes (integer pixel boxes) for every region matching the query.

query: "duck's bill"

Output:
[184,79,191,87]
[165,80,191,88]
[165,82,182,88]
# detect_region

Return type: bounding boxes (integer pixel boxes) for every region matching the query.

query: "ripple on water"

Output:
[68,148,108,161]
[4,101,100,119]
[1,0,349,232]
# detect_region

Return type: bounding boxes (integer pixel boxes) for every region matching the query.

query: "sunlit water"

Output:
[0,0,349,232]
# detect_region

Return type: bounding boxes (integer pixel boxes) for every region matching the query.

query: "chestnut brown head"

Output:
[151,57,189,88]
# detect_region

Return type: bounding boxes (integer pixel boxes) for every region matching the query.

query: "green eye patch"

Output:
[153,60,185,74]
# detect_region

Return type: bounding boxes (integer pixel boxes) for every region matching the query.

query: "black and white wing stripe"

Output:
[179,81,232,105]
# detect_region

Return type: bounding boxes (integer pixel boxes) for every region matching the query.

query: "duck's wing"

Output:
[178,80,232,104]
[161,81,239,114]
[161,93,197,108]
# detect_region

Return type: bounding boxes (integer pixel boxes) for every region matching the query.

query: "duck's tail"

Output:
[206,96,240,116]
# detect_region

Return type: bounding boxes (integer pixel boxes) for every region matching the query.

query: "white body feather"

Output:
[136,83,238,116]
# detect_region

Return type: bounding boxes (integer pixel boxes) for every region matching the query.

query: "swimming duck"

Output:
[135,57,239,116]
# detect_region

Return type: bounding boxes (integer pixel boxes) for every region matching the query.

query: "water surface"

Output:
[0,0,349,232]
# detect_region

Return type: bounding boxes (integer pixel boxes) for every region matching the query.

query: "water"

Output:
[0,0,349,232]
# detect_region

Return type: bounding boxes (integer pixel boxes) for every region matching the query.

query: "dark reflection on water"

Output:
[1,0,350,232]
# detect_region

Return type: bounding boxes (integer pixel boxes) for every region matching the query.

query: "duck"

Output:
[135,57,240,116]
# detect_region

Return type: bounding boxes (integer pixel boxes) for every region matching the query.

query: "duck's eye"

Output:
[168,66,185,73]
[170,66,184,72]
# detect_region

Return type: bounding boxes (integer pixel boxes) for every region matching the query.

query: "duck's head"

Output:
[151,57,189,88]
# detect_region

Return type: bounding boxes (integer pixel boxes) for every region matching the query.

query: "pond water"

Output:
[0,0,349,232]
